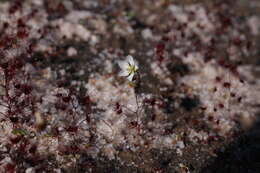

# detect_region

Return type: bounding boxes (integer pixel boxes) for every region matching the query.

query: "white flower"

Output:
[118,55,139,81]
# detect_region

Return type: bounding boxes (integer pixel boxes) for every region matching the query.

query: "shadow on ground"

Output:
[200,119,260,173]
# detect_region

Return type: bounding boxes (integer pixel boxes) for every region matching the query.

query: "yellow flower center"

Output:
[127,64,136,75]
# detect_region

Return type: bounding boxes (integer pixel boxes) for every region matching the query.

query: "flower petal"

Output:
[118,70,129,77]
[126,55,134,66]
[118,60,128,70]
[127,73,134,81]
[134,63,139,70]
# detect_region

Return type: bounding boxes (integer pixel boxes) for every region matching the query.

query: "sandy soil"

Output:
[0,0,260,173]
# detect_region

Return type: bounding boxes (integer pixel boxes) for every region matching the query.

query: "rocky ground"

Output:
[0,0,260,172]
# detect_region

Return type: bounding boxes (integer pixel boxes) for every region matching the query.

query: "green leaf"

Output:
[127,11,135,19]
[12,128,27,136]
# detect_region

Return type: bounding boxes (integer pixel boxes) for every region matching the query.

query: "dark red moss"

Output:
[151,113,156,121]
[4,163,15,173]
[180,97,199,111]
[129,121,138,129]
[17,18,26,28]
[208,116,214,121]
[223,82,231,88]
[9,136,22,144]
[155,43,165,64]
[200,107,207,111]
[115,102,122,114]
[144,98,156,106]
[218,103,224,108]
[9,117,19,123]
[21,84,32,95]
[29,144,37,154]
[55,102,67,111]
[3,22,9,30]
[230,92,236,97]
[66,126,78,133]
[80,95,91,105]
[62,96,71,103]
[237,97,242,103]
[17,29,28,39]
[232,37,242,46]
